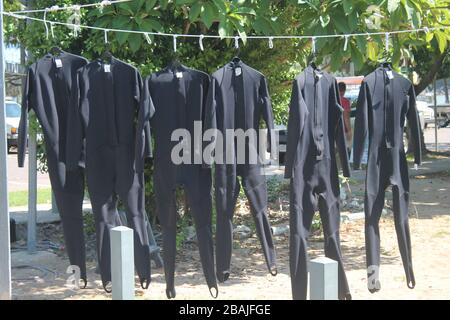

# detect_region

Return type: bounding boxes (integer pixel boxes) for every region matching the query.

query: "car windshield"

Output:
[6,103,21,118]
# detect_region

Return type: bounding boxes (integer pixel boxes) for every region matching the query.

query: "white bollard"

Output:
[111,226,135,300]
[309,256,338,300]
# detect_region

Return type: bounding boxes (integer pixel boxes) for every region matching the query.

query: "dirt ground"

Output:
[11,170,450,300]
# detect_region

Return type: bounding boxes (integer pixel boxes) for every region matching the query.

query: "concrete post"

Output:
[309,256,338,300]
[111,226,135,300]
[27,125,37,253]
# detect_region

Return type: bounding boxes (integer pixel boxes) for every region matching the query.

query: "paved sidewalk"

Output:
[10,200,92,225]
[350,157,450,182]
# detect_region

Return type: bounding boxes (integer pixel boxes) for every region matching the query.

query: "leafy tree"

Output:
[4,0,450,213]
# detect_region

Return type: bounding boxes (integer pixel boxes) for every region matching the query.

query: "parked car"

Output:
[415,100,435,129]
[5,100,21,153]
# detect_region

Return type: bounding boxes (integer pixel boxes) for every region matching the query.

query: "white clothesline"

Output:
[2,10,450,51]
[8,0,131,14]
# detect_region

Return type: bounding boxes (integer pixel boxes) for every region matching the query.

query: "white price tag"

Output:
[235,67,242,76]
[386,70,394,79]
[104,64,111,73]
[55,59,63,68]
[176,71,183,79]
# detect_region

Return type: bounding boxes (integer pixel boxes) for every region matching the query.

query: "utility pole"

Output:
[0,0,13,300]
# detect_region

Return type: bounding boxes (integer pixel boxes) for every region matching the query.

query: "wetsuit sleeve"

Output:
[135,71,154,159]
[66,70,84,171]
[18,67,33,168]
[334,80,351,177]
[203,76,217,168]
[135,75,156,173]
[260,75,276,160]
[284,79,308,179]
[406,83,422,165]
[353,80,370,170]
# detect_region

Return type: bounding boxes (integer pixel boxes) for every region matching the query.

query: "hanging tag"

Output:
[414,163,418,171]
[104,64,111,73]
[176,71,183,79]
[55,59,63,68]
[235,67,242,76]
[386,70,394,80]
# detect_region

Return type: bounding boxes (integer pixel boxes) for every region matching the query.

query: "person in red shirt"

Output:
[338,82,352,153]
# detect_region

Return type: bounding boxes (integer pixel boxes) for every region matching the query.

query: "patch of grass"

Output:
[9,188,52,207]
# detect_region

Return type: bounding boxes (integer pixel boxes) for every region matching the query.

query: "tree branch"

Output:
[414,48,449,94]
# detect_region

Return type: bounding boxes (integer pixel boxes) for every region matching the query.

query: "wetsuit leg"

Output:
[184,167,218,297]
[289,170,316,300]
[154,174,178,298]
[365,179,388,293]
[52,167,86,285]
[90,191,119,291]
[118,173,151,289]
[215,165,240,282]
[317,173,351,300]
[241,165,277,276]
[392,184,415,289]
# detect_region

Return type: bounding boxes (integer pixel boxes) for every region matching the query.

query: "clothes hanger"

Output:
[99,29,113,64]
[231,36,241,64]
[307,37,318,70]
[381,33,392,69]
[101,43,113,64]
[50,46,62,56]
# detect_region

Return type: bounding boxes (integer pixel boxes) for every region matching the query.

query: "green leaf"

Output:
[145,0,158,11]
[435,31,447,53]
[218,17,228,38]
[189,3,202,22]
[230,17,247,44]
[115,31,129,45]
[343,0,353,15]
[355,35,367,53]
[160,0,169,10]
[128,33,142,53]
[411,11,421,29]
[333,13,350,33]
[350,43,364,72]
[320,15,330,27]
[233,7,256,16]
[140,18,163,32]
[130,0,145,12]
[425,31,434,43]
[201,3,216,28]
[387,0,400,13]
[367,41,379,61]
[348,12,358,30]
[117,3,134,15]
[112,15,131,29]
[212,0,227,13]
[253,16,273,35]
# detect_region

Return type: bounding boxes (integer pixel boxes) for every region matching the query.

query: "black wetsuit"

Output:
[353,65,421,293]
[66,56,152,291]
[204,58,277,282]
[18,51,88,286]
[136,64,218,299]
[284,66,351,300]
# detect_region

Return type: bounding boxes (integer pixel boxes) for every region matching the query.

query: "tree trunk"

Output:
[444,77,449,103]
[408,49,448,156]
[414,49,448,95]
